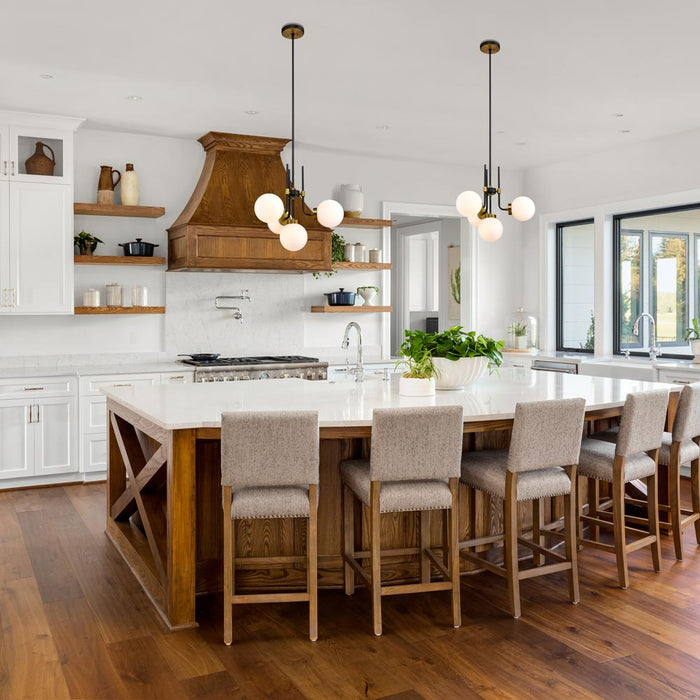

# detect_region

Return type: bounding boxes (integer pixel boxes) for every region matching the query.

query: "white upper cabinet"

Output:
[0,111,83,314]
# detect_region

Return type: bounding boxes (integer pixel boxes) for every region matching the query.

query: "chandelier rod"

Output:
[488,48,492,192]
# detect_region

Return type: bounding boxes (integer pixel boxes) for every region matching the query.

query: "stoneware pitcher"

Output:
[97,165,121,205]
[25,141,56,176]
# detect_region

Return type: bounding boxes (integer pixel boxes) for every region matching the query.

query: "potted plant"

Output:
[510,320,528,350]
[313,231,345,278]
[396,350,436,396]
[74,230,104,256]
[356,285,379,306]
[400,326,504,390]
[684,318,700,363]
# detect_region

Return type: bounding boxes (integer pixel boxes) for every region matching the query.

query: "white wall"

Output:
[0,125,526,360]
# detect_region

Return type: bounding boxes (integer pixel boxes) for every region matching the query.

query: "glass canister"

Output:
[131,285,148,307]
[105,282,123,307]
[369,248,382,263]
[82,288,101,307]
[354,242,367,263]
[506,307,538,350]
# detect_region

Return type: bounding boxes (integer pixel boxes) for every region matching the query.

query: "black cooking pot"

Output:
[178,353,220,362]
[325,288,356,306]
[119,238,159,256]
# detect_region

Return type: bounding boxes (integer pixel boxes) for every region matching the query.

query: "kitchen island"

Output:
[103,371,678,630]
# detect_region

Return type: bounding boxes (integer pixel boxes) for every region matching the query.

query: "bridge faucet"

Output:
[632,312,661,361]
[341,322,363,382]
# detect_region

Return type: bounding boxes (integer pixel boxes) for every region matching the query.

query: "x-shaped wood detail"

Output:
[110,413,168,583]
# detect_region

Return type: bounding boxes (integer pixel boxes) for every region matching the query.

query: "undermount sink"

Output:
[579,359,657,381]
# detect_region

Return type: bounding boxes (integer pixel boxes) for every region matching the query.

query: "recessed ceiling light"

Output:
[620,129,631,133]
[376,124,391,131]
[515,141,527,146]
[39,74,53,80]
[496,130,505,135]
[125,95,143,101]
[614,113,624,118]
[244,110,260,115]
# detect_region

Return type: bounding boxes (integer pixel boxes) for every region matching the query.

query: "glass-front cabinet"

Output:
[2,124,73,185]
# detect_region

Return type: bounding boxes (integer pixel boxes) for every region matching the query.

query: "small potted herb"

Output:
[74,231,104,256]
[684,318,700,363]
[509,321,528,350]
[356,285,379,306]
[396,350,437,396]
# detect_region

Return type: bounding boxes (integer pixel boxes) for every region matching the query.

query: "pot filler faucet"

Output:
[341,321,363,382]
[632,312,661,361]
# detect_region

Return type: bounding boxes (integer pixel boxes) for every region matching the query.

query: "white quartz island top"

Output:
[102,371,678,431]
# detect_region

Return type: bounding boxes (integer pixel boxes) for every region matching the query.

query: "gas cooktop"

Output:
[180,355,321,367]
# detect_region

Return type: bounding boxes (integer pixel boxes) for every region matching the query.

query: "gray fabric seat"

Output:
[460,448,572,501]
[592,426,700,466]
[341,460,450,513]
[231,485,310,519]
[579,438,656,481]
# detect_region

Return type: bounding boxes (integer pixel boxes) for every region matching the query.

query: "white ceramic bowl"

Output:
[433,356,488,390]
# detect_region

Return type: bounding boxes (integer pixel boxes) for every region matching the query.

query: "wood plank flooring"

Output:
[0,483,699,699]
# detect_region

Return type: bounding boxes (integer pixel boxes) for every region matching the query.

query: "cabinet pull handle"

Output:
[27,405,32,424]
[112,383,132,387]
[672,379,691,385]
[168,376,184,380]
[23,387,45,391]
[2,161,6,176]
[10,161,15,176]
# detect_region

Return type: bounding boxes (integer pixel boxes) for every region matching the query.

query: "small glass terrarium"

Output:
[506,307,538,351]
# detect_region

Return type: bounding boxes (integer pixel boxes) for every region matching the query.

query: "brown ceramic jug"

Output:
[25,142,56,176]
[97,165,121,205]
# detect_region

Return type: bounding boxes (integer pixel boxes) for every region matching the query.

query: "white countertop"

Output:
[102,371,677,431]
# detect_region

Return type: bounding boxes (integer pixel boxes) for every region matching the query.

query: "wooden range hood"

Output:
[167,132,331,271]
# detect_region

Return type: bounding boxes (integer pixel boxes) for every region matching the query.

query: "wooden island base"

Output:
[105,400,634,631]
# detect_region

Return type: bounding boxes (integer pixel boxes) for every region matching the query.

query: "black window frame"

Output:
[556,218,595,353]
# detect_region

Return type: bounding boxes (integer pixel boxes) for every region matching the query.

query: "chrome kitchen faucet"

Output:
[341,322,363,382]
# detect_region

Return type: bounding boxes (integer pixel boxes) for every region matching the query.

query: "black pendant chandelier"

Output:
[254,23,343,251]
[456,40,535,241]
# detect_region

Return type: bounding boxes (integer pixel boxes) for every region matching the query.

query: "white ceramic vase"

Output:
[358,288,377,306]
[399,376,436,396]
[433,356,488,390]
[691,339,700,363]
[121,163,140,206]
[515,335,527,350]
[340,184,364,218]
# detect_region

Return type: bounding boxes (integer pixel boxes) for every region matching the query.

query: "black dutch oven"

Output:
[325,288,356,306]
[119,238,159,256]
[178,353,220,362]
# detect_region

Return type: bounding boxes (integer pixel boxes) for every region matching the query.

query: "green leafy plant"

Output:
[395,350,436,379]
[580,311,595,351]
[509,321,528,337]
[450,264,461,305]
[399,326,504,371]
[74,230,103,255]
[684,317,700,341]
[313,231,345,278]
[356,285,379,293]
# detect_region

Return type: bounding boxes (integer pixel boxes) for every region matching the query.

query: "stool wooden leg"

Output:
[646,459,662,573]
[612,457,629,589]
[369,482,382,636]
[669,443,683,560]
[692,457,700,543]
[449,478,461,629]
[442,508,449,568]
[588,477,600,543]
[532,498,544,566]
[223,486,233,645]
[577,475,584,549]
[504,473,520,618]
[564,466,579,605]
[342,484,355,595]
[308,484,318,642]
[420,510,431,584]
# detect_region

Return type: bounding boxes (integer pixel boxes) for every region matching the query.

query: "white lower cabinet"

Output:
[0,376,78,486]
[657,369,700,385]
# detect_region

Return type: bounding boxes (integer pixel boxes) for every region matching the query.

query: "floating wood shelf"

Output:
[310,305,392,313]
[337,217,392,229]
[74,255,166,266]
[74,306,165,315]
[74,203,166,218]
[334,261,392,270]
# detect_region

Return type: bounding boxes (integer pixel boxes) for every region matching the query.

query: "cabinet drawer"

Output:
[658,370,700,385]
[0,375,75,399]
[81,373,160,396]
[81,433,106,473]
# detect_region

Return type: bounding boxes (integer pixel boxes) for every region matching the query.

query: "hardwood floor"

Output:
[1,483,699,699]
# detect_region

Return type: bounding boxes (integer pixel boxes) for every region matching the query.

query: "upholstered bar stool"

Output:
[592,383,700,560]
[578,389,668,589]
[459,398,586,619]
[340,405,464,637]
[221,410,319,644]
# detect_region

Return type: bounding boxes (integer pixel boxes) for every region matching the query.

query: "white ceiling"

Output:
[2,0,699,169]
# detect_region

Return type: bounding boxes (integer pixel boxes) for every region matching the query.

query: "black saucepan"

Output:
[178,353,221,362]
[119,238,160,256]
[324,288,356,306]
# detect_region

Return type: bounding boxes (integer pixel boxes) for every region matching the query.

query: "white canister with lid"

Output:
[369,249,382,263]
[105,283,123,307]
[340,184,364,217]
[354,242,367,263]
[343,243,356,262]
[83,288,101,307]
[131,285,148,307]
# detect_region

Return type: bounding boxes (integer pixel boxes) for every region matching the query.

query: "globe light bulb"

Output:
[280,222,308,251]
[478,217,503,242]
[510,195,536,222]
[268,218,285,235]
[316,199,344,228]
[254,193,284,223]
[456,190,482,218]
